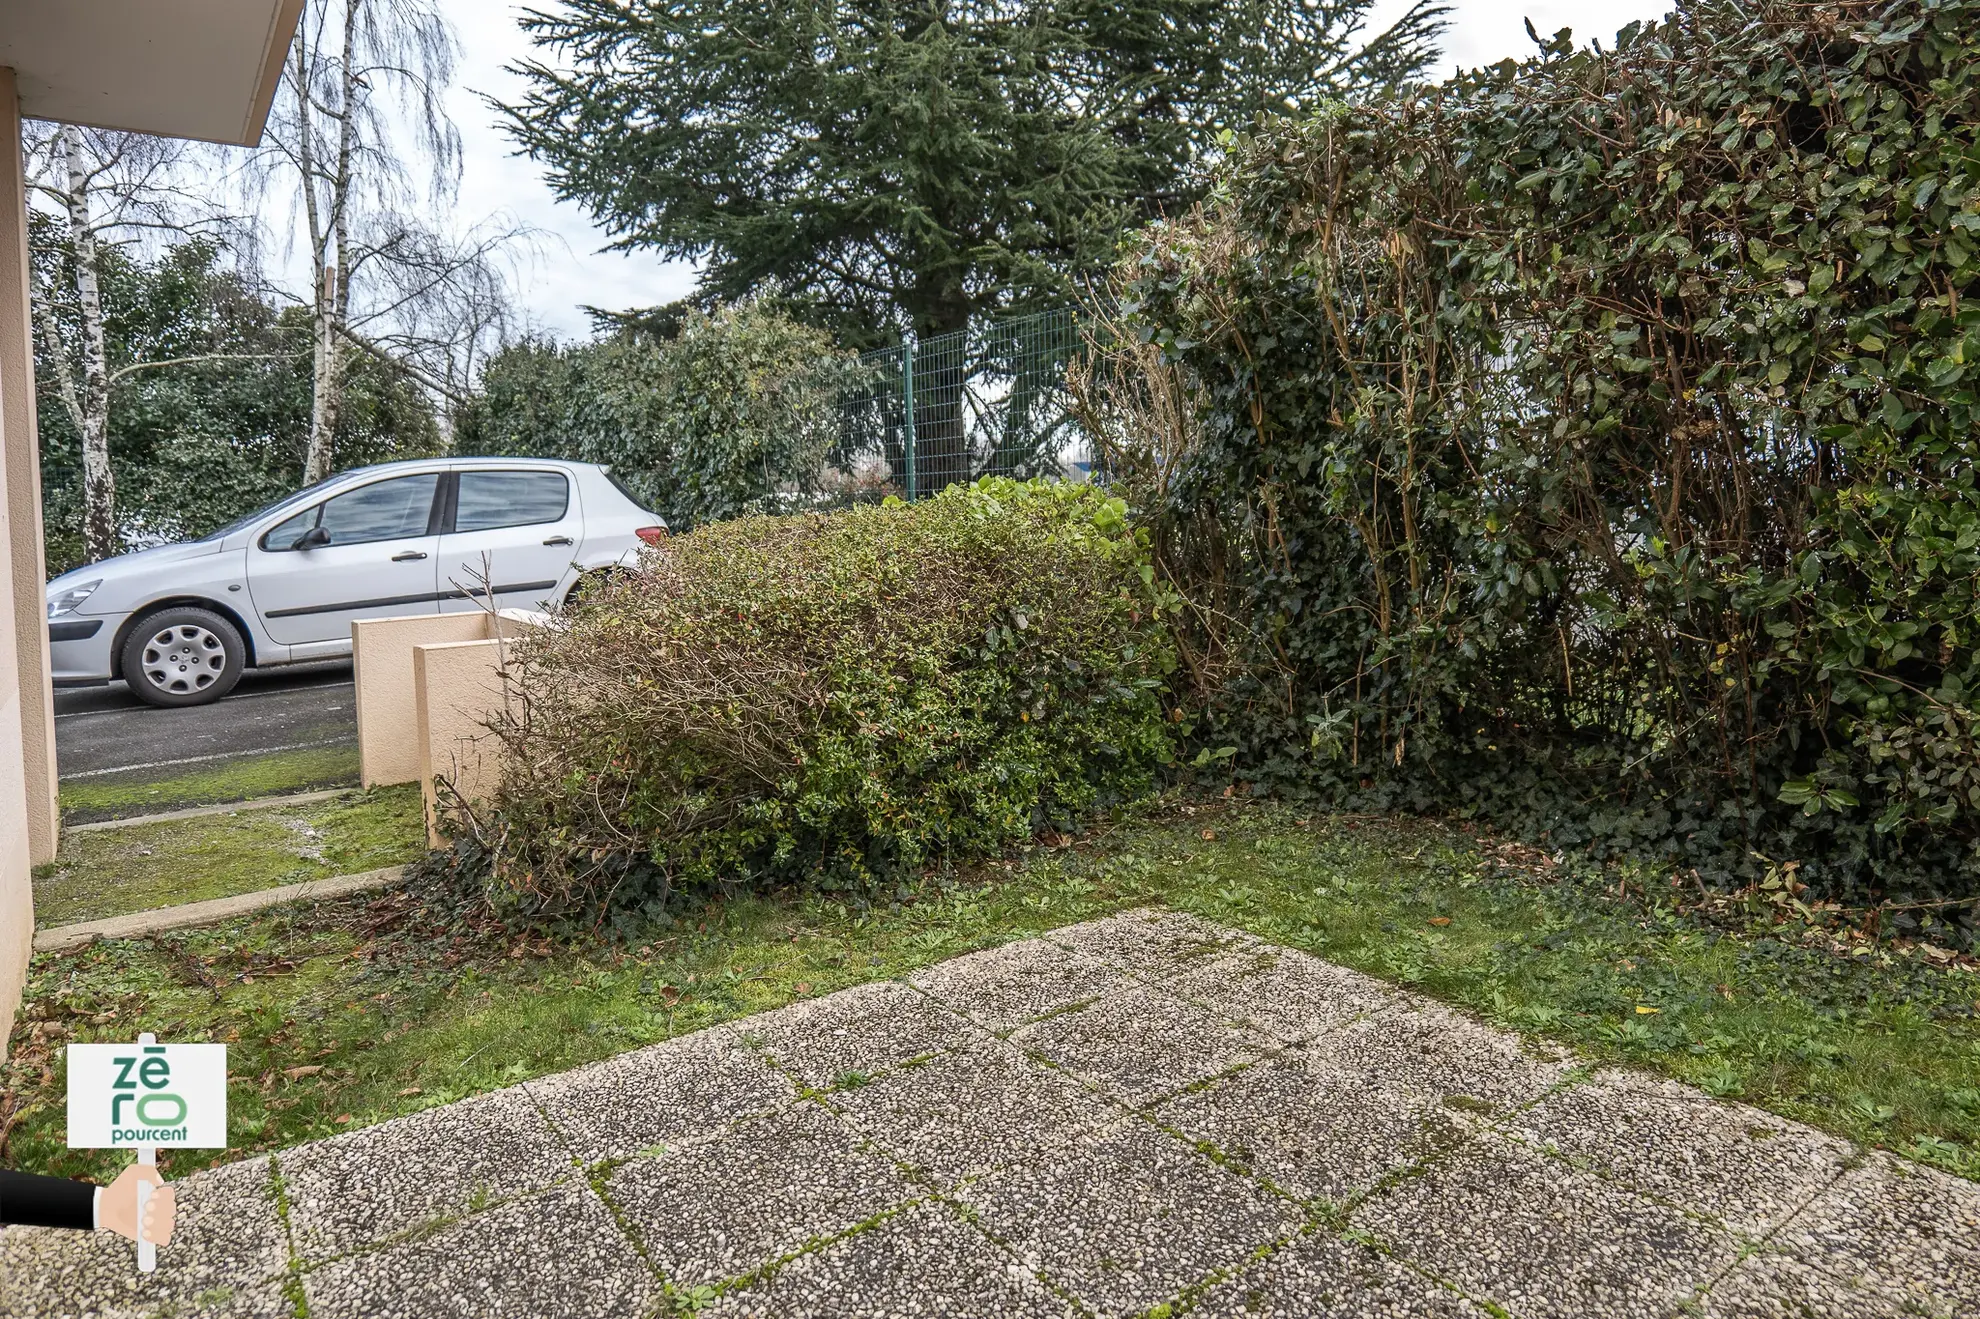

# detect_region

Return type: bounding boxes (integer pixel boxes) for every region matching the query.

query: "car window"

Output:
[262,506,319,550]
[602,468,657,514]
[203,478,339,542]
[454,470,570,532]
[262,474,439,550]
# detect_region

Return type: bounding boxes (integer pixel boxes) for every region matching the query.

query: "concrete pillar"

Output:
[354,612,502,787]
[414,637,512,847]
[0,69,56,868]
[0,66,46,1053]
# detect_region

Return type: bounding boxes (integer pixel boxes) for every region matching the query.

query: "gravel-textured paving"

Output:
[5,908,1976,1318]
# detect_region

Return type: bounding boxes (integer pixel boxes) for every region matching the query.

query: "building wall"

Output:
[0,69,56,868]
[0,68,41,1052]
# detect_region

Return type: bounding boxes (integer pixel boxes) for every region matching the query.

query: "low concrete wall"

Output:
[413,637,513,846]
[354,613,496,787]
[354,609,545,788]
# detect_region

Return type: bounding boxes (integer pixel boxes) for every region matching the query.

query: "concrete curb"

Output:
[33,865,407,953]
[64,786,359,834]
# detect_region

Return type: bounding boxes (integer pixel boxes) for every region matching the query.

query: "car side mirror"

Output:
[291,525,331,551]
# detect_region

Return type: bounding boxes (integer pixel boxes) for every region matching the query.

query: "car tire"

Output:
[120,606,246,708]
[562,568,630,611]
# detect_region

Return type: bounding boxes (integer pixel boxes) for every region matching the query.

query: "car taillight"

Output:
[635,526,667,546]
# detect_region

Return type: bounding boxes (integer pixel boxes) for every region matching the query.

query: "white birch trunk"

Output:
[306,262,344,483]
[302,0,361,485]
[60,124,118,561]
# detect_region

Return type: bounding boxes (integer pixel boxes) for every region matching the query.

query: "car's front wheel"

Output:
[120,607,245,708]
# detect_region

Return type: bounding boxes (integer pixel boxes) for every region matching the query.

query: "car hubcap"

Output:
[140,624,227,695]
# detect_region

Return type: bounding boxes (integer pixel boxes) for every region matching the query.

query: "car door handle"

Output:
[542,535,574,547]
[391,551,429,562]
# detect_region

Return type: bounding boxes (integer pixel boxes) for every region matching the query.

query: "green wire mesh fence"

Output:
[833,307,1096,500]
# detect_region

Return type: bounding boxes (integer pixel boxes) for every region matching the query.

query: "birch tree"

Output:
[260,0,518,480]
[27,126,243,561]
[47,127,114,557]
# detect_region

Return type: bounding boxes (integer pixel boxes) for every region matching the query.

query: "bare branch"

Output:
[334,320,469,405]
[107,351,306,388]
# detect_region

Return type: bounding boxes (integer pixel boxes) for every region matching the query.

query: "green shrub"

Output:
[1091,0,1980,941]
[449,478,1179,918]
[455,302,867,529]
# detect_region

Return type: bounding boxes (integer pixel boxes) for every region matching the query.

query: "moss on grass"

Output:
[5,800,1975,1190]
[34,785,426,927]
[59,745,362,823]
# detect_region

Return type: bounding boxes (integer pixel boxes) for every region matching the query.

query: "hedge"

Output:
[1097,0,1980,941]
[442,478,1179,920]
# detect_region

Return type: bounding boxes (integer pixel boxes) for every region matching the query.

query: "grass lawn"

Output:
[58,744,362,823]
[32,785,425,927]
[3,798,1975,1188]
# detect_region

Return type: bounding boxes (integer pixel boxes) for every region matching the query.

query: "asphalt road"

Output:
[52,661,358,783]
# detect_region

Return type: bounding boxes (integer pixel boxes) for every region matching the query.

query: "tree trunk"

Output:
[302,0,361,484]
[60,125,118,561]
[906,293,973,496]
[305,262,344,483]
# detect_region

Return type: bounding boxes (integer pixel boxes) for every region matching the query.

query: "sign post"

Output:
[133,1033,158,1273]
[67,1035,227,1273]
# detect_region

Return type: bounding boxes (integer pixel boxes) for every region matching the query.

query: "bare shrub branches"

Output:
[447,480,1181,920]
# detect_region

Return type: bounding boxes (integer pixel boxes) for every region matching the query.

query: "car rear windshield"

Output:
[603,468,658,516]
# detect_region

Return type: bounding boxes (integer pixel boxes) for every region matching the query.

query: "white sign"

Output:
[66,1042,228,1149]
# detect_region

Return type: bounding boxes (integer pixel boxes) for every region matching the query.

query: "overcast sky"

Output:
[436,0,1676,342]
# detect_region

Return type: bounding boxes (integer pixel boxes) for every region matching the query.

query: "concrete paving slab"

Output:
[300,1179,659,1319]
[0,1156,289,1319]
[602,1099,921,1290]
[7,911,1972,1319]
[281,1085,576,1261]
[1153,1048,1480,1204]
[701,1200,1075,1319]
[825,1037,1122,1187]
[1165,944,1400,1045]
[955,1116,1302,1318]
[1043,908,1259,980]
[526,1024,798,1165]
[1502,1067,1854,1238]
[907,937,1131,1033]
[1010,980,1270,1106]
[1691,1249,1926,1319]
[1353,1132,1744,1319]
[1763,1152,1980,1319]
[1190,1230,1491,1319]
[741,980,986,1090]
[1309,996,1574,1118]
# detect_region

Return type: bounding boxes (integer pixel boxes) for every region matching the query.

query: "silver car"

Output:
[45,457,664,707]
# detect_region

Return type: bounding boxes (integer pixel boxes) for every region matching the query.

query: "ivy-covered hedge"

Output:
[1102,0,1980,938]
[447,479,1178,919]
[455,303,867,529]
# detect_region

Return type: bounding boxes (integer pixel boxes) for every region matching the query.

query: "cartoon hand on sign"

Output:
[62,1032,226,1272]
[0,1163,173,1243]
[101,1164,177,1245]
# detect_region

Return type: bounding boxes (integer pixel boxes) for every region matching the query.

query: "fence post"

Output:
[901,333,917,501]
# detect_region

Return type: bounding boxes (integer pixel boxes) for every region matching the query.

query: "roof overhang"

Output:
[0,0,305,146]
